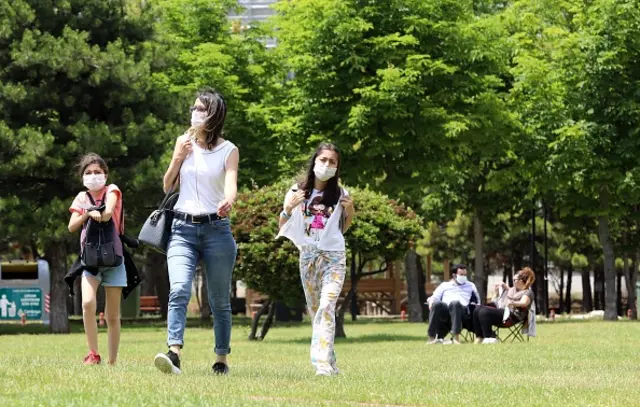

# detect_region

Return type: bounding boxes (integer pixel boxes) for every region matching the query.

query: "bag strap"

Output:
[85,189,125,234]
[85,191,107,207]
[158,178,180,210]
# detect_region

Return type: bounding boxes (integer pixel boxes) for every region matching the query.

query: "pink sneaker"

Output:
[83,350,102,365]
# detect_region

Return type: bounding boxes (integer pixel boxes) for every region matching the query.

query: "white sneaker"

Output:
[154,351,182,375]
[427,338,444,345]
[482,338,499,344]
[443,339,453,345]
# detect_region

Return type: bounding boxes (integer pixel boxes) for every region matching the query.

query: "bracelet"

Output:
[281,210,291,219]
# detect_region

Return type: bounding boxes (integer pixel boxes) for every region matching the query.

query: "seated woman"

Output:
[472,267,536,344]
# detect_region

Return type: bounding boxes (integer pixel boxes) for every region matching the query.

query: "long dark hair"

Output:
[191,88,227,150]
[297,143,342,207]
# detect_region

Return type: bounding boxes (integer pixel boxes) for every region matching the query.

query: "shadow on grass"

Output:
[0,316,255,336]
[268,333,426,345]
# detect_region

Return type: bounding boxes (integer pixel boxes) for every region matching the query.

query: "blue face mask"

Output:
[455,275,467,285]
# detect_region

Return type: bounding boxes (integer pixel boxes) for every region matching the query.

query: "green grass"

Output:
[1,319,639,406]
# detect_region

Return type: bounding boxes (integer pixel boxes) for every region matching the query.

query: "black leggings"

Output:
[472,306,504,338]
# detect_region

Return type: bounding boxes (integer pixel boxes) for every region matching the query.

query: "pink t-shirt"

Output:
[70,184,123,255]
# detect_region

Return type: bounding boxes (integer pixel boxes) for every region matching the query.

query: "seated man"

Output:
[427,264,481,344]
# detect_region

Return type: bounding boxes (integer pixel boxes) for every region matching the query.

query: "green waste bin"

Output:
[121,285,140,319]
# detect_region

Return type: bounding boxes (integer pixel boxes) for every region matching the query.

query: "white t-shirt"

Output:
[277,184,348,251]
[173,137,237,215]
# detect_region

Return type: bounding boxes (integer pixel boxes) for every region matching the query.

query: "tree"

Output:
[0,0,179,332]
[152,0,285,188]
[268,0,515,209]
[404,244,423,322]
[267,0,525,311]
[231,179,423,339]
[339,187,423,335]
[506,0,640,320]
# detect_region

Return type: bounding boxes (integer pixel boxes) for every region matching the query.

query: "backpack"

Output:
[81,191,123,268]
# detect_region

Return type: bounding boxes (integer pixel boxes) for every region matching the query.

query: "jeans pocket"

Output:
[213,219,231,231]
[171,217,185,233]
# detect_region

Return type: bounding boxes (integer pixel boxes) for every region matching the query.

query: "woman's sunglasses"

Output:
[190,106,207,113]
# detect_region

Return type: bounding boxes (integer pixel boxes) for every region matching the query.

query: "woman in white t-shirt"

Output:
[278,143,355,376]
[154,88,239,376]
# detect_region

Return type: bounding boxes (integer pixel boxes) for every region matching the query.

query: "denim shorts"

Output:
[82,262,127,287]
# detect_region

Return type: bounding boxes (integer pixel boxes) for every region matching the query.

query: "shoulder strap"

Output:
[118,195,124,234]
[85,191,107,207]
[85,190,124,233]
[86,191,95,206]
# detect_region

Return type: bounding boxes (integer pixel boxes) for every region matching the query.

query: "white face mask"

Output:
[191,110,207,127]
[83,174,106,191]
[455,275,467,285]
[314,163,337,182]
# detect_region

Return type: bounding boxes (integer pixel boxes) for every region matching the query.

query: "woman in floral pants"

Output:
[278,143,355,376]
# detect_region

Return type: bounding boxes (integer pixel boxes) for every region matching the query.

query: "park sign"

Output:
[0,288,42,320]
[0,260,51,325]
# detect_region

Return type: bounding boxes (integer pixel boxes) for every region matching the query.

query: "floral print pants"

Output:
[299,248,347,374]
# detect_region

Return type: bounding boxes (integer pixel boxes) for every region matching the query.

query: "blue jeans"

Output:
[166,217,237,354]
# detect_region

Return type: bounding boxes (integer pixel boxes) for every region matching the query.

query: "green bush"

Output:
[231,180,424,307]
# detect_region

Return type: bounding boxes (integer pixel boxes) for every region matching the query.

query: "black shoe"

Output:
[154,350,182,375]
[212,362,229,375]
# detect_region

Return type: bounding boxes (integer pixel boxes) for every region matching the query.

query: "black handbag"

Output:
[82,192,123,268]
[138,189,179,253]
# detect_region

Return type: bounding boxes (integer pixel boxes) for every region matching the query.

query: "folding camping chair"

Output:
[492,288,533,343]
[427,293,478,343]
[494,318,528,343]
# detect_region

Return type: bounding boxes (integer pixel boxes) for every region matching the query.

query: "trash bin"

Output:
[121,285,140,319]
[0,260,50,325]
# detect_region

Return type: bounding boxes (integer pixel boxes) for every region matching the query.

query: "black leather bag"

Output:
[81,192,123,268]
[138,190,179,254]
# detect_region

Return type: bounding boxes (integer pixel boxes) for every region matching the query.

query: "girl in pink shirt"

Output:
[68,153,125,366]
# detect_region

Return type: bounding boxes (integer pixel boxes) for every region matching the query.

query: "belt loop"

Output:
[207,214,212,224]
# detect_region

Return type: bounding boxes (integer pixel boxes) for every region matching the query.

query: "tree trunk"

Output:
[248,300,271,340]
[73,277,83,316]
[502,263,512,284]
[141,258,156,296]
[45,243,70,333]
[258,300,277,340]
[513,251,523,276]
[581,269,593,312]
[336,289,355,339]
[417,256,428,321]
[473,213,486,303]
[404,249,422,322]
[147,251,170,319]
[624,252,637,320]
[349,252,358,321]
[564,263,573,314]
[616,268,623,317]
[96,285,106,314]
[597,216,617,320]
[594,265,604,310]
[557,268,565,314]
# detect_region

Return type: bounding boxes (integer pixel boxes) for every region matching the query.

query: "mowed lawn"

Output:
[1,319,639,406]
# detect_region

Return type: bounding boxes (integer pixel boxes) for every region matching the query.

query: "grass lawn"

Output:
[1,319,639,406]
